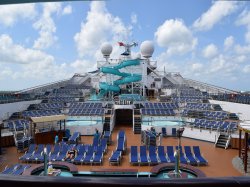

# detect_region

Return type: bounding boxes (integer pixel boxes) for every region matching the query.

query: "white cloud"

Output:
[0,4,37,27]
[131,13,137,24]
[0,66,13,80]
[0,34,54,64]
[234,44,250,54]
[236,9,250,26]
[207,55,240,76]
[74,1,130,58]
[202,44,218,59]
[193,1,238,31]
[235,55,246,63]
[154,19,197,56]
[243,65,250,73]
[191,63,203,71]
[0,34,72,82]
[33,3,61,49]
[236,9,250,43]
[62,5,72,15]
[70,59,96,73]
[224,36,234,50]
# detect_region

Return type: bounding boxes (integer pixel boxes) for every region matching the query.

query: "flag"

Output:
[118,42,125,46]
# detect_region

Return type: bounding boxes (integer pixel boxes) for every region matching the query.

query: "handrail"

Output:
[225,135,231,150]
[0,174,250,187]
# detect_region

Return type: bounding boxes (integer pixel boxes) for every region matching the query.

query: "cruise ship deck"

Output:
[1,1,250,185]
[0,124,243,177]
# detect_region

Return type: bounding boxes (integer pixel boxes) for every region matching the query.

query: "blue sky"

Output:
[0,0,250,91]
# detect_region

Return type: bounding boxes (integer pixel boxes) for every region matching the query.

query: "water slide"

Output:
[98,59,141,97]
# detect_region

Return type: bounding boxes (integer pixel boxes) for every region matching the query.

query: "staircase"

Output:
[103,110,112,132]
[215,133,231,149]
[133,109,141,134]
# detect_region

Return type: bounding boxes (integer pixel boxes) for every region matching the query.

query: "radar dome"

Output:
[140,41,154,58]
[101,43,113,57]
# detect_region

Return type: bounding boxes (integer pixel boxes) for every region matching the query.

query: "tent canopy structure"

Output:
[239,120,250,133]
[31,115,66,123]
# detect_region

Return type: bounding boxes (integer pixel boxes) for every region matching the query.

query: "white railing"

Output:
[225,135,231,149]
[215,130,220,146]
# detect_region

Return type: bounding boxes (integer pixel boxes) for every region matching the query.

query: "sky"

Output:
[0,0,250,91]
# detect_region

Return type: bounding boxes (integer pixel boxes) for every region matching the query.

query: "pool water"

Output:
[142,116,183,127]
[156,170,196,179]
[53,170,196,179]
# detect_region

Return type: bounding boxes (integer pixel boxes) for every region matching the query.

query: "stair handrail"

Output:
[225,134,231,149]
[215,130,220,146]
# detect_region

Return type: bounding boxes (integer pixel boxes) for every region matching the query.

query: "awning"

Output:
[239,121,250,133]
[31,115,66,123]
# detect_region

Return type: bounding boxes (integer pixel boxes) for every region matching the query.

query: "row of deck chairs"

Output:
[1,164,31,175]
[19,138,108,164]
[108,130,126,165]
[130,145,208,166]
[19,143,73,163]
[72,144,106,165]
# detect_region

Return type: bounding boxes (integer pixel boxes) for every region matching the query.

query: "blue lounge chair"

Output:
[92,136,100,152]
[184,146,198,166]
[172,128,177,137]
[82,146,94,165]
[157,146,168,163]
[109,150,122,165]
[1,164,21,174]
[139,146,149,165]
[166,146,175,163]
[12,165,31,175]
[148,146,159,165]
[117,130,125,140]
[175,146,188,164]
[92,146,103,165]
[193,146,208,166]
[36,144,52,162]
[100,138,107,153]
[19,144,36,161]
[116,138,125,153]
[72,144,86,164]
[56,144,70,161]
[130,146,139,165]
[68,132,81,144]
[27,144,44,162]
[48,144,61,161]
[103,131,112,145]
[162,127,167,137]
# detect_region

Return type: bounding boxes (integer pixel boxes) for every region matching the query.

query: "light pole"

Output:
[43,147,48,176]
[174,127,185,177]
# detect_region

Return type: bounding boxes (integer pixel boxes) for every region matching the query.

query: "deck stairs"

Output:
[215,132,231,149]
[103,109,112,132]
[133,109,141,134]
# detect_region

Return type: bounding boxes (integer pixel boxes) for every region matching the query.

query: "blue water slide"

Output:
[98,59,141,97]
[99,82,120,92]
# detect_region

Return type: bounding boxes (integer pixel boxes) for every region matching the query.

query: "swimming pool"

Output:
[66,116,103,135]
[37,170,197,179]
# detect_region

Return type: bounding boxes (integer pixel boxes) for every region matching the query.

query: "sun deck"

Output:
[0,124,243,177]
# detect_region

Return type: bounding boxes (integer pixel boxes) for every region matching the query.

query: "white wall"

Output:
[182,127,217,143]
[0,100,41,120]
[209,100,250,121]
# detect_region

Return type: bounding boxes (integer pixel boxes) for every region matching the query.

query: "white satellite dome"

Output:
[101,43,113,57]
[140,40,154,58]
